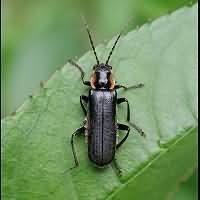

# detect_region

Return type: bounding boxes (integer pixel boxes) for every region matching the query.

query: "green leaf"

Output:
[170,170,197,200]
[2,4,197,200]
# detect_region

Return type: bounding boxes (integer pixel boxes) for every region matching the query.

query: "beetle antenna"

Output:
[81,15,100,65]
[105,17,133,65]
[105,33,121,65]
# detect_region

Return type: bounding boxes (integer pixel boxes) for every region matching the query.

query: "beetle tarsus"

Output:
[70,163,79,170]
[112,158,122,177]
[129,122,146,138]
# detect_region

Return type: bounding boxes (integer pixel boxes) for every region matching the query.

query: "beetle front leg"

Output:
[80,95,88,116]
[68,59,91,86]
[114,83,144,90]
[71,126,86,168]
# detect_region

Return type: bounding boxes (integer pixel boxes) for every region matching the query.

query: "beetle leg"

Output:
[71,126,86,168]
[112,158,122,176]
[117,98,145,137]
[129,122,146,137]
[80,95,88,116]
[116,123,130,149]
[68,59,91,86]
[117,98,130,121]
[114,83,144,90]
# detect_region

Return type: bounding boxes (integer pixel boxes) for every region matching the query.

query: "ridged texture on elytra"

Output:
[88,89,117,166]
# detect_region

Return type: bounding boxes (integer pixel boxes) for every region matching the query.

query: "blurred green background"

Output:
[1,0,197,199]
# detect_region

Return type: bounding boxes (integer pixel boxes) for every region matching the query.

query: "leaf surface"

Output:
[1,5,197,200]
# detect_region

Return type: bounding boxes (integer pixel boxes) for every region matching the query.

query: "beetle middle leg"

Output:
[117,98,145,137]
[117,98,130,121]
[71,125,86,168]
[68,59,91,86]
[116,123,130,149]
[80,95,88,116]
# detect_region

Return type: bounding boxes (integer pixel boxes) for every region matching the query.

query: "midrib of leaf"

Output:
[106,126,197,200]
[118,126,195,182]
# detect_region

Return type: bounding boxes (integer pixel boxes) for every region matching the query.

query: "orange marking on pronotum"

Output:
[90,72,96,89]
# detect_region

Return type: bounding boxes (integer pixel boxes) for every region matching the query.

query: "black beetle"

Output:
[69,19,145,172]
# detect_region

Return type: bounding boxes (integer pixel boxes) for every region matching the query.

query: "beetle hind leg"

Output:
[111,158,122,177]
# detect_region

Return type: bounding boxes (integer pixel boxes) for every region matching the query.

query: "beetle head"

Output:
[91,63,115,89]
